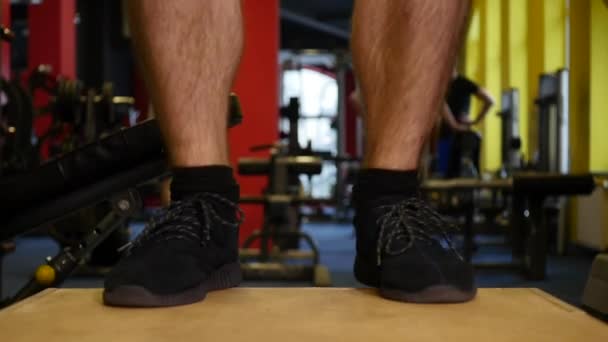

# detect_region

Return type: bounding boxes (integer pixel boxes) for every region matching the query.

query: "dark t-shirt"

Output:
[441,75,479,137]
[447,75,479,118]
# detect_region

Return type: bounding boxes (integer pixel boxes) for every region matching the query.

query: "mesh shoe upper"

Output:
[354,196,475,293]
[104,193,242,295]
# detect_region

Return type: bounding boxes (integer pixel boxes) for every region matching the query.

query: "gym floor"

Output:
[1,222,595,307]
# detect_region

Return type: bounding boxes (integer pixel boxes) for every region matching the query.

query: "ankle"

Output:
[170,166,240,202]
[352,168,419,206]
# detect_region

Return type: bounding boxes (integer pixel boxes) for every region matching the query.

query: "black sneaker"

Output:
[103,193,243,307]
[353,196,476,303]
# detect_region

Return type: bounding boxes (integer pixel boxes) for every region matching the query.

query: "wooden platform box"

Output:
[1,288,607,341]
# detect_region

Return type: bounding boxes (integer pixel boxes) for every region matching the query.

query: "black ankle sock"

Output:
[170,166,239,202]
[352,168,419,204]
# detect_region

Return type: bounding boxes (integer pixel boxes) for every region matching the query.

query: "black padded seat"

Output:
[0,120,167,241]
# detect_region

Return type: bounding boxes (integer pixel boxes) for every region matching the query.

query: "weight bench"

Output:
[0,95,244,306]
[422,173,599,279]
[0,120,168,306]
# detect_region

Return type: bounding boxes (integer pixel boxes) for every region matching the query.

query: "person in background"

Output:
[436,68,494,178]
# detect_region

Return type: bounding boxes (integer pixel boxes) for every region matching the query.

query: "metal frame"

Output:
[537,69,570,174]
[499,88,521,174]
[1,189,143,307]
[0,102,242,306]
[535,69,570,254]
[238,153,331,286]
[422,173,597,280]
[238,117,331,285]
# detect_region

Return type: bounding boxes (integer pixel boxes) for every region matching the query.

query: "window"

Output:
[281,67,338,198]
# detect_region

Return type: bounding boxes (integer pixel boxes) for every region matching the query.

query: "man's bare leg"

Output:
[103,1,244,307]
[352,0,470,170]
[350,0,476,303]
[127,0,243,167]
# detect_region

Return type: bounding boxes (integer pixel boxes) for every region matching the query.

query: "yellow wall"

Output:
[465,0,482,131]
[543,1,567,71]
[464,0,501,171]
[569,0,608,173]
[526,0,567,158]
[465,2,482,85]
[465,1,485,166]
[526,0,544,157]
[587,0,608,247]
[465,0,607,247]
[465,0,607,173]
[479,0,502,171]
[570,0,590,173]
[569,0,608,246]
[465,0,566,171]
[590,0,608,171]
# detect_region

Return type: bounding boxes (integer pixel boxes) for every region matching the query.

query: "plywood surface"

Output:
[0,288,607,342]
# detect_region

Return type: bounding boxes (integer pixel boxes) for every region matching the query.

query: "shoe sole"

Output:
[103,262,242,307]
[380,285,477,304]
[355,256,476,304]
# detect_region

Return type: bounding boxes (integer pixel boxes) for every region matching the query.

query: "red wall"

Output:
[28,0,76,78]
[28,0,76,159]
[231,0,279,244]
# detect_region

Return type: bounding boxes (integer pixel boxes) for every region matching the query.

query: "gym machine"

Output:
[27,65,136,158]
[439,70,571,265]
[238,98,332,286]
[534,69,570,254]
[498,88,522,176]
[1,66,140,276]
[535,69,569,174]
[422,173,602,280]
[0,95,243,307]
[1,65,136,176]
[238,156,332,286]
[0,120,165,306]
[280,96,360,220]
